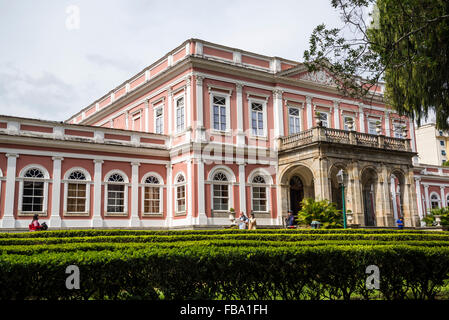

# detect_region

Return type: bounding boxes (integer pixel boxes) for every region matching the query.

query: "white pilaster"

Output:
[125,111,129,130]
[415,178,424,225]
[195,75,205,142]
[49,156,63,228]
[145,99,149,133]
[236,82,245,146]
[333,100,340,129]
[385,111,391,136]
[239,162,247,215]
[187,159,193,225]
[306,96,313,129]
[186,76,192,141]
[92,159,104,227]
[358,104,365,133]
[424,184,430,214]
[441,186,446,208]
[2,153,19,228]
[165,164,173,227]
[273,89,284,139]
[130,162,141,227]
[197,159,207,225]
[167,88,173,146]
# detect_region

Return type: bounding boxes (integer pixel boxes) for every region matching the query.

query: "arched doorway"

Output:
[361,168,378,226]
[289,176,304,215]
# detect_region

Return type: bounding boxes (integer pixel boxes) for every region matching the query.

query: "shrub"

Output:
[423,207,449,227]
[296,198,343,228]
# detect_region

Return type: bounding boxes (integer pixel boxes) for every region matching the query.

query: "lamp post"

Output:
[337,169,347,229]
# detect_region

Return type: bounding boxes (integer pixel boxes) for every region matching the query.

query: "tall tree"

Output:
[304,0,449,129]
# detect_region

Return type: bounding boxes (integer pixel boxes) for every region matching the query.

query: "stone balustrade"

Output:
[279,126,412,152]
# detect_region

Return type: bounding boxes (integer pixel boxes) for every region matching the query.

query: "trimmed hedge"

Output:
[1,229,449,300]
[1,245,449,300]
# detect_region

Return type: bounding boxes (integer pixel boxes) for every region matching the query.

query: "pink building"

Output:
[0,38,439,229]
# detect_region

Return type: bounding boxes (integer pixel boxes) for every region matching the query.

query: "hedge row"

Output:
[0,228,442,238]
[1,245,449,300]
[2,239,449,255]
[1,232,449,246]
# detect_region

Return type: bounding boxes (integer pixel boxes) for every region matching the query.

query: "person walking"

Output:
[248,213,257,230]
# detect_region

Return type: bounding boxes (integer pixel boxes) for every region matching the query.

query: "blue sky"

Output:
[0,0,341,121]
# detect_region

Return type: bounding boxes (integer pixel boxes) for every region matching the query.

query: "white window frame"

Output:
[248,98,268,138]
[392,122,404,138]
[174,94,185,133]
[154,104,164,135]
[17,164,50,216]
[104,170,129,216]
[247,169,273,214]
[141,172,164,216]
[318,111,329,128]
[210,92,231,133]
[174,172,187,215]
[131,110,142,131]
[367,119,378,135]
[430,192,441,209]
[208,166,236,213]
[63,167,91,216]
[288,106,301,134]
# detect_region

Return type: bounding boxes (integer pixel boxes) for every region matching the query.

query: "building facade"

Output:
[0,38,434,229]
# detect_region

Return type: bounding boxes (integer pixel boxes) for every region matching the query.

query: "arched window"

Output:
[142,174,163,215]
[64,168,91,215]
[251,175,267,213]
[430,193,441,209]
[212,172,229,211]
[20,166,49,214]
[175,173,186,214]
[105,171,128,215]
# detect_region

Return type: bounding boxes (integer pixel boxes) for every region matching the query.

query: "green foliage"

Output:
[1,229,449,300]
[443,160,449,167]
[296,198,343,228]
[304,0,449,129]
[423,207,449,227]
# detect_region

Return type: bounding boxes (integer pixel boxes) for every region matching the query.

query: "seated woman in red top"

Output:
[29,214,42,231]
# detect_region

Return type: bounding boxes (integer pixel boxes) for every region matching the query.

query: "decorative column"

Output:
[236,82,245,147]
[333,100,340,129]
[130,162,140,227]
[358,104,365,133]
[167,88,173,146]
[195,75,206,143]
[313,156,331,201]
[238,162,247,215]
[379,165,393,226]
[197,158,207,225]
[49,156,63,228]
[125,110,129,130]
[92,159,104,228]
[414,177,424,225]
[306,96,313,130]
[349,161,364,225]
[403,170,420,227]
[2,153,19,228]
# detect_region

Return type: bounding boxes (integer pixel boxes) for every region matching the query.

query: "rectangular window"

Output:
[213,184,229,211]
[155,107,163,134]
[212,96,227,131]
[440,140,445,146]
[176,185,186,212]
[251,102,264,136]
[144,186,160,213]
[67,183,86,213]
[107,184,125,213]
[393,124,403,138]
[442,150,447,156]
[252,186,267,212]
[319,112,329,128]
[368,120,378,135]
[288,107,301,134]
[22,181,44,212]
[175,97,185,132]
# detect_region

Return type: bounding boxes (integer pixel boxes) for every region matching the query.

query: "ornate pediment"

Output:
[298,70,335,86]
